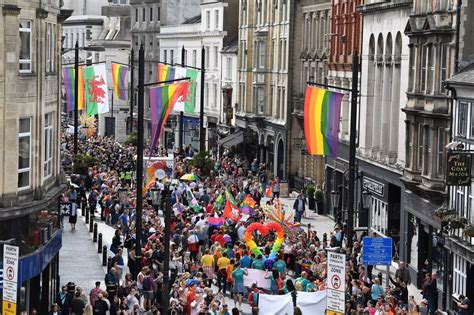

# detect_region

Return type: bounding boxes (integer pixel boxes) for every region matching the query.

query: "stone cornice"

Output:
[357,1,411,14]
[2,5,21,16]
[36,8,49,19]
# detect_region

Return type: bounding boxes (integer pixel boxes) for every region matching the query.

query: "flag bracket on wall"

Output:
[306,81,352,93]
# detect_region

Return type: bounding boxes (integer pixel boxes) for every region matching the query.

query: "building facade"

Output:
[158,0,238,153]
[93,2,132,141]
[130,0,201,141]
[235,0,292,179]
[0,1,68,313]
[356,0,411,257]
[399,0,461,305]
[324,0,362,219]
[289,0,331,191]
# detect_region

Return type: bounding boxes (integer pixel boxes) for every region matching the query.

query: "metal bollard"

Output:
[102,246,108,266]
[93,223,98,242]
[85,207,89,224]
[98,233,102,253]
[107,257,112,271]
[89,215,94,233]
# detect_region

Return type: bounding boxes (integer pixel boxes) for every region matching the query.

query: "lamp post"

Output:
[129,48,134,134]
[361,189,372,234]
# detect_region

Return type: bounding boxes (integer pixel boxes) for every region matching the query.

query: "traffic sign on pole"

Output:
[2,244,19,314]
[327,251,346,314]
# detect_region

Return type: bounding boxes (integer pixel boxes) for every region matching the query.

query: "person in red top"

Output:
[89,281,102,307]
[186,283,196,315]
[214,230,226,247]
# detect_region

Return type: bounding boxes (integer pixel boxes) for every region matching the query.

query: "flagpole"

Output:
[74,41,79,155]
[199,46,206,152]
[180,46,185,152]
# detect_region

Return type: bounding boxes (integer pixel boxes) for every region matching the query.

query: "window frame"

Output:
[19,20,32,73]
[44,112,54,180]
[214,9,219,30]
[436,127,445,178]
[417,123,424,171]
[257,86,264,114]
[457,102,468,137]
[18,117,32,190]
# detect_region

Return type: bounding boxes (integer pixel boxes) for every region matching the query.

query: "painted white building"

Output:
[62,0,109,16]
[157,0,238,152]
[356,1,411,240]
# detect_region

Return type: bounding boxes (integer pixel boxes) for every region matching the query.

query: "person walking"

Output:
[89,282,102,308]
[71,291,86,315]
[68,186,78,230]
[293,193,306,223]
[426,273,438,315]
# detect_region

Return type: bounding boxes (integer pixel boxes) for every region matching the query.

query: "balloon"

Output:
[265,259,275,270]
[243,222,285,261]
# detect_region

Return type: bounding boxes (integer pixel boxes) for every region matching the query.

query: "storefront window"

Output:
[407,213,419,270]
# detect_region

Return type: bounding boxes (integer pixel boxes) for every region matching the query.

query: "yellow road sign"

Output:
[2,300,17,315]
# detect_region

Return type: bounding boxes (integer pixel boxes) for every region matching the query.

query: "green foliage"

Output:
[306,184,315,198]
[464,224,474,237]
[73,154,99,175]
[189,151,214,176]
[124,131,138,146]
[315,188,324,202]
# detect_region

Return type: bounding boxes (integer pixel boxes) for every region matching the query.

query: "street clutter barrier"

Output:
[258,291,327,315]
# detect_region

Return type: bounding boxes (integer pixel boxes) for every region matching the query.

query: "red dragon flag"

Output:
[224,200,241,221]
[83,63,109,116]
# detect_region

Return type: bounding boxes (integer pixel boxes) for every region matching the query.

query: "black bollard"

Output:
[107,257,112,271]
[93,223,98,242]
[98,233,102,253]
[89,215,94,233]
[102,246,107,266]
[85,207,89,224]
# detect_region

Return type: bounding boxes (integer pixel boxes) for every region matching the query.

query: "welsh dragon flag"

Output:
[83,63,109,116]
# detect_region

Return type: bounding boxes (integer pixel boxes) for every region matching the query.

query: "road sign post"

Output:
[2,244,19,315]
[327,251,346,314]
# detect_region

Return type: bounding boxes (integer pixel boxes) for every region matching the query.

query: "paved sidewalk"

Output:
[58,212,106,294]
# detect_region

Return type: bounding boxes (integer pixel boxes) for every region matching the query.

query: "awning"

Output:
[218,130,244,148]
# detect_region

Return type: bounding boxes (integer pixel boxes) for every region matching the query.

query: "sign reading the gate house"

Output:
[446,152,472,186]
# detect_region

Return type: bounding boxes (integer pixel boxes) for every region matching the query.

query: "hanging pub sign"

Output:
[446,152,472,186]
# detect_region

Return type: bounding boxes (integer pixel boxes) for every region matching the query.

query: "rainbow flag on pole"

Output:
[112,63,128,100]
[304,86,344,157]
[149,81,191,152]
[63,66,85,112]
[157,63,198,113]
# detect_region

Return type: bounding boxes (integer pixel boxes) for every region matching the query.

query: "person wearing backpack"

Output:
[142,270,155,310]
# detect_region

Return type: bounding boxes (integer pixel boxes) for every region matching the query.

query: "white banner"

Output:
[258,293,294,315]
[297,291,327,314]
[243,269,271,289]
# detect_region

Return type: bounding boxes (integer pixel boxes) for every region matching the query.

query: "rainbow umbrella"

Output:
[180,174,200,182]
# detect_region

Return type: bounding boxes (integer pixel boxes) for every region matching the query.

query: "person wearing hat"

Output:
[457,295,472,315]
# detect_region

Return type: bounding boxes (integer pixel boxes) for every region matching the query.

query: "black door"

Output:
[105,117,115,137]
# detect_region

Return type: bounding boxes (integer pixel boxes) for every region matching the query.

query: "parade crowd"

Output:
[55,134,471,315]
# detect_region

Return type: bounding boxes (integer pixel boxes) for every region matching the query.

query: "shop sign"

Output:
[362,177,384,197]
[2,244,18,315]
[446,152,471,186]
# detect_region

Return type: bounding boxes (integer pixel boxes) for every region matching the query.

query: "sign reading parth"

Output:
[327,252,346,314]
[2,244,19,315]
[446,152,472,186]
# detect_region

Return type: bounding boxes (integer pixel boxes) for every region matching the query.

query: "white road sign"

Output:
[2,245,19,304]
[327,251,346,314]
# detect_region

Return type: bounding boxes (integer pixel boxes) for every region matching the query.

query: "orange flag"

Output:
[224,200,241,221]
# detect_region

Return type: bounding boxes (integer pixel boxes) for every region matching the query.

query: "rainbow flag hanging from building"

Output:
[112,63,128,100]
[304,86,344,157]
[149,81,191,153]
[157,63,198,113]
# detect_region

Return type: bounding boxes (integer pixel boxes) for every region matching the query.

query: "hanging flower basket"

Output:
[449,217,468,229]
[434,207,456,220]
[464,224,474,237]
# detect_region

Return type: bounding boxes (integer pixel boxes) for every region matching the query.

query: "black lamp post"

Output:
[361,189,372,233]
[331,188,341,219]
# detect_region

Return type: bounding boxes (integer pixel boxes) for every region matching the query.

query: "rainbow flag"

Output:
[149,81,191,153]
[225,188,238,206]
[157,63,198,113]
[304,86,344,157]
[112,63,128,100]
[63,67,75,112]
[63,66,85,112]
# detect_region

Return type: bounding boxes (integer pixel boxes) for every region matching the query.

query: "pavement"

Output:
[59,196,422,312]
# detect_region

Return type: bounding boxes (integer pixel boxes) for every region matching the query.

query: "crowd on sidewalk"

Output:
[55,134,461,315]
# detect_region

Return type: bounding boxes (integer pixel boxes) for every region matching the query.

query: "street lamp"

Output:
[62,41,105,155]
[331,188,341,217]
[361,189,372,233]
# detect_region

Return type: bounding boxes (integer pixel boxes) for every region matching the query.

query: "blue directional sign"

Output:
[362,237,392,266]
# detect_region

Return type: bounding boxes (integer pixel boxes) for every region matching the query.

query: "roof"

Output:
[221,38,238,54]
[445,63,474,87]
[183,14,201,25]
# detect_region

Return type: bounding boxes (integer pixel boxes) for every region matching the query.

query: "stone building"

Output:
[130,0,201,140]
[235,0,292,180]
[0,1,68,313]
[323,0,362,219]
[158,0,239,153]
[356,0,411,262]
[289,0,331,192]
